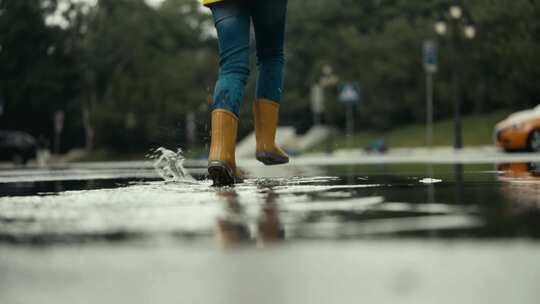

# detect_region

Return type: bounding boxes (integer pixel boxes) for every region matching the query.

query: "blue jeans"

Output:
[210,0,287,117]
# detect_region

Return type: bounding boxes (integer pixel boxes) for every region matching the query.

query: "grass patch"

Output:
[319,110,513,150]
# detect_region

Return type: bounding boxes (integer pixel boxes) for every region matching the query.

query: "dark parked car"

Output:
[0,131,38,164]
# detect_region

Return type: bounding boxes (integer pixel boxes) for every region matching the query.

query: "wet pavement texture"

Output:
[1,161,540,303]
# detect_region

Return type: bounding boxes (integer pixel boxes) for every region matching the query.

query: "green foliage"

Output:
[76,0,216,151]
[0,0,81,149]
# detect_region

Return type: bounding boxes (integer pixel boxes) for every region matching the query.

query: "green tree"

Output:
[75,0,216,151]
[0,0,81,149]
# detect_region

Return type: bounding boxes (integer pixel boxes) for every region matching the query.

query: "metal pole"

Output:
[311,84,324,126]
[54,133,60,155]
[314,112,320,126]
[453,70,462,149]
[454,97,462,149]
[454,163,464,204]
[427,164,435,204]
[426,72,434,147]
[346,103,354,148]
[325,91,332,155]
[451,23,463,150]
[454,80,462,149]
[186,111,196,149]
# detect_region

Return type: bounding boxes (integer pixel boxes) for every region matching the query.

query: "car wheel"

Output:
[527,129,540,152]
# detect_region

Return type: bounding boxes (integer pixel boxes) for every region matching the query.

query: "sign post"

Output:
[186,111,196,148]
[54,110,64,155]
[0,95,4,117]
[310,84,324,126]
[339,82,361,148]
[315,65,339,154]
[423,40,438,148]
[423,40,438,204]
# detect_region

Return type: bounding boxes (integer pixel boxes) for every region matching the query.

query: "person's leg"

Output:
[251,0,289,165]
[208,2,250,185]
[210,2,251,116]
[252,0,287,103]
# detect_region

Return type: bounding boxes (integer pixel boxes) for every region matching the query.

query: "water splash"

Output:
[148,147,194,182]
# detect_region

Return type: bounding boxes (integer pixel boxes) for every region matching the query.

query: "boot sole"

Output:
[256,152,289,166]
[208,160,234,186]
[208,160,244,186]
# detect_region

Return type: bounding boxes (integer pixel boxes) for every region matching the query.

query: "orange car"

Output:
[494,105,540,152]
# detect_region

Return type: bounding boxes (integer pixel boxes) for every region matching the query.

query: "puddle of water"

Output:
[1,161,540,304]
[0,162,539,244]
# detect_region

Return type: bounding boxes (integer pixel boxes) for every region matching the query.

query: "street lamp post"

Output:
[423,40,438,148]
[434,0,476,150]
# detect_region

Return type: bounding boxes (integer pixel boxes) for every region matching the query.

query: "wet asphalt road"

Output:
[1,160,540,303]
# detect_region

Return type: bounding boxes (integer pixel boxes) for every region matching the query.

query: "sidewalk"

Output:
[238,146,540,167]
[2,146,539,171]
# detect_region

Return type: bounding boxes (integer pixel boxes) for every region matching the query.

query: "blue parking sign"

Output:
[339,82,360,104]
[423,40,438,73]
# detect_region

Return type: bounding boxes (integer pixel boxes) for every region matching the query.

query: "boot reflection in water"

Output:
[215,189,284,248]
[204,0,289,186]
[215,191,250,248]
[256,190,285,247]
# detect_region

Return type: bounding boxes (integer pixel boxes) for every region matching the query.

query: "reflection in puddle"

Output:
[271,184,382,194]
[215,187,285,248]
[256,190,285,246]
[496,163,540,233]
[1,163,540,244]
[282,196,383,212]
[291,215,483,239]
[497,162,540,182]
[419,178,442,184]
[215,190,251,247]
[497,163,540,207]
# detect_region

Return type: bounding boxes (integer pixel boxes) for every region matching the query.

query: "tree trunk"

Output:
[82,88,96,151]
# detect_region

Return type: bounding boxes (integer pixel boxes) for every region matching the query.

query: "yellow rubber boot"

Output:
[253,99,290,165]
[208,109,243,186]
